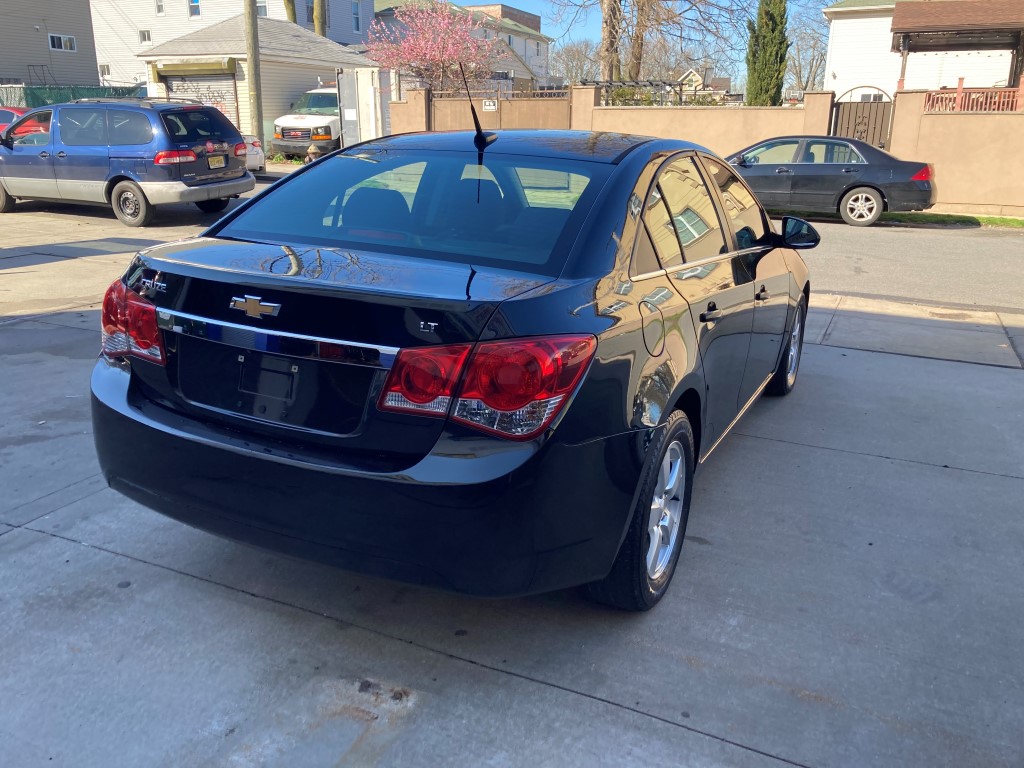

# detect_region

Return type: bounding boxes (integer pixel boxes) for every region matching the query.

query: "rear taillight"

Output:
[250,139,262,149]
[154,149,197,165]
[911,165,931,182]
[101,279,166,365]
[234,142,247,157]
[378,335,596,440]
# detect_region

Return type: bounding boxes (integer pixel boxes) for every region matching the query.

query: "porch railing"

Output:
[923,77,1023,113]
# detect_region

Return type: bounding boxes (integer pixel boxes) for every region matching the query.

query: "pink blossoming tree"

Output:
[368,1,497,90]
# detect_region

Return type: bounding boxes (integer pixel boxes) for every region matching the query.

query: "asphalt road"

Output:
[798,221,1024,313]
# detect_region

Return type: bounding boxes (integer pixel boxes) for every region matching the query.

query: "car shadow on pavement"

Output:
[0,238,166,268]
[6,198,243,229]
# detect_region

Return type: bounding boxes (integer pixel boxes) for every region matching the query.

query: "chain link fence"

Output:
[0,85,143,108]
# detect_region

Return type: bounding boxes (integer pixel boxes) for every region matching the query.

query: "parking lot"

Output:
[2,199,1024,767]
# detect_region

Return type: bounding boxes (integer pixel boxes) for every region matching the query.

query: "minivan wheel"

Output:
[195,198,230,214]
[0,183,15,213]
[585,409,695,612]
[111,181,153,227]
[840,187,883,226]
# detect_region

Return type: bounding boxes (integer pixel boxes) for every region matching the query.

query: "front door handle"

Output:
[775,167,792,174]
[56,151,67,159]
[38,151,50,159]
[755,286,770,301]
[699,303,723,323]
[842,167,859,174]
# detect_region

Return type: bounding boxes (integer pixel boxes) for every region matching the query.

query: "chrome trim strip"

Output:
[156,308,399,368]
[699,372,773,464]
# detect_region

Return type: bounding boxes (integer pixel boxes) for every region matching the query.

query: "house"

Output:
[676,69,733,101]
[90,0,374,87]
[823,0,1015,101]
[373,0,553,90]
[138,15,382,142]
[1,1,100,86]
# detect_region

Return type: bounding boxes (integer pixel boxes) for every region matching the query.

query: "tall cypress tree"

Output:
[746,0,790,106]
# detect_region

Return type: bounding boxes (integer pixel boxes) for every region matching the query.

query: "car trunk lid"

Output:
[160,107,247,186]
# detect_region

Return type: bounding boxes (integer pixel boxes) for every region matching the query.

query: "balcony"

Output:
[924,77,1023,113]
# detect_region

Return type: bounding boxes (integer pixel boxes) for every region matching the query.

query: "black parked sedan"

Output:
[91,130,818,611]
[727,135,934,226]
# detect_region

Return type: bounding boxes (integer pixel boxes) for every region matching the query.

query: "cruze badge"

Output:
[230,295,281,319]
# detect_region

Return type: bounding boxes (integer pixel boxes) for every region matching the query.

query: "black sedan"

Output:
[91,130,818,611]
[727,135,934,226]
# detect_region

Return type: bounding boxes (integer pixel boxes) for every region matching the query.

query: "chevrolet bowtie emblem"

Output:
[229,295,281,319]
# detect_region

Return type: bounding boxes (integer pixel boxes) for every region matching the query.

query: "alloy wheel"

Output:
[786,305,804,387]
[846,193,877,222]
[646,440,686,580]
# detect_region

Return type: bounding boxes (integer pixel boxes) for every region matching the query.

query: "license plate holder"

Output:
[208,154,226,169]
[238,353,296,401]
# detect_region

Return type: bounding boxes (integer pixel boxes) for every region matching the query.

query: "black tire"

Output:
[111,180,153,227]
[839,187,883,226]
[195,198,230,214]
[586,410,695,612]
[766,295,806,397]
[0,182,15,213]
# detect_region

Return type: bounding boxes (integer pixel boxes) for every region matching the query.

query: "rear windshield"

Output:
[161,108,239,143]
[215,148,610,276]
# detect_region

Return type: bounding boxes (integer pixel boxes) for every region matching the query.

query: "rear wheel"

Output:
[840,187,883,226]
[111,180,153,227]
[766,295,806,396]
[196,198,230,214]
[586,409,695,611]
[0,183,15,213]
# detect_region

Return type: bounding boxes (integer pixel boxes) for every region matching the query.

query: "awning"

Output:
[150,58,237,77]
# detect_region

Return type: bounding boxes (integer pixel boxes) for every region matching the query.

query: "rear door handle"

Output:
[56,151,67,159]
[842,167,859,174]
[699,303,723,323]
[38,151,50,159]
[775,167,792,174]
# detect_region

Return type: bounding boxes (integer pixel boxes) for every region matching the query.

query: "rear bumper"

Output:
[139,173,255,205]
[886,182,934,212]
[91,360,649,596]
[270,138,339,156]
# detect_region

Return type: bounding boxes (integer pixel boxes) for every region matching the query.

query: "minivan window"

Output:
[216,149,610,277]
[59,108,109,146]
[10,111,52,146]
[109,110,154,145]
[161,108,237,143]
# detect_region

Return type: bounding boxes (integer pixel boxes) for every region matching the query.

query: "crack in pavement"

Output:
[9,522,813,768]
[1,474,106,528]
[733,432,1024,481]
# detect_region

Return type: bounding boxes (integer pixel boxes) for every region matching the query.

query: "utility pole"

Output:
[243,0,264,147]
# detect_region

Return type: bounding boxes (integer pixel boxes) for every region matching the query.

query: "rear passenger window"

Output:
[109,110,154,145]
[60,108,108,146]
[642,185,683,268]
[656,156,727,264]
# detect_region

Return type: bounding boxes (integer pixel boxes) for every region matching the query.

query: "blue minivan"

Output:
[0,99,255,227]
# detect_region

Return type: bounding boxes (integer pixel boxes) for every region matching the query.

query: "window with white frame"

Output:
[156,0,164,15]
[256,0,268,16]
[352,0,361,32]
[535,41,541,56]
[99,64,111,77]
[188,0,201,18]
[139,30,152,44]
[48,34,77,52]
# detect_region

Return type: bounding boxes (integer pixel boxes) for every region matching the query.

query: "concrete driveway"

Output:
[2,207,1023,767]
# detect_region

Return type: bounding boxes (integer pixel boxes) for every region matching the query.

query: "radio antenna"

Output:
[459,62,495,151]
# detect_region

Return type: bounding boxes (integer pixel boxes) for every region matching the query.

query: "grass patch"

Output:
[768,209,1024,229]
[268,153,304,165]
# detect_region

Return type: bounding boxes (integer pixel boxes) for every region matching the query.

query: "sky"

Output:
[495,0,604,42]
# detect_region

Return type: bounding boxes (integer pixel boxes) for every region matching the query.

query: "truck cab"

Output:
[271,88,342,157]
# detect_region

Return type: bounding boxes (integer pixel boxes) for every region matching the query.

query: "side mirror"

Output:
[732,155,748,167]
[780,216,820,250]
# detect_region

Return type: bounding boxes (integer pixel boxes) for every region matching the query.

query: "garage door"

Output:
[165,75,240,128]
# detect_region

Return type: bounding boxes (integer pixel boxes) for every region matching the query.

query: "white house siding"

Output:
[825,9,1014,100]
[1,0,100,85]
[91,0,373,87]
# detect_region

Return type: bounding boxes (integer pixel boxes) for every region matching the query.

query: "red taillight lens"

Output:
[250,139,262,149]
[100,279,166,366]
[154,149,197,165]
[234,142,247,157]
[453,336,596,438]
[377,335,597,439]
[378,344,472,415]
[911,165,931,182]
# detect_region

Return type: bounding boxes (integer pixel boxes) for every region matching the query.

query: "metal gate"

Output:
[165,74,240,127]
[831,101,893,149]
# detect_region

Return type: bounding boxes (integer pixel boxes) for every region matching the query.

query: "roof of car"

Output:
[350,130,695,164]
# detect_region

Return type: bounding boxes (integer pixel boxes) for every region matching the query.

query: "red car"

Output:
[0,106,28,134]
